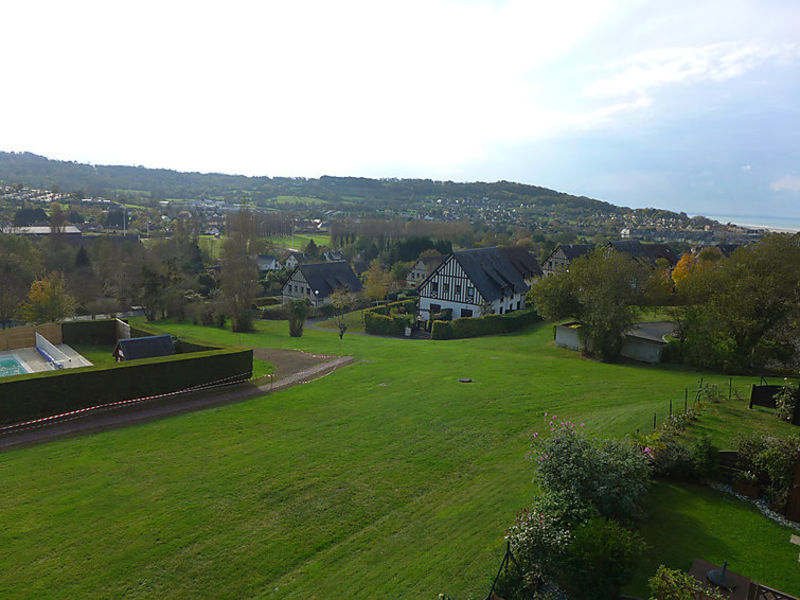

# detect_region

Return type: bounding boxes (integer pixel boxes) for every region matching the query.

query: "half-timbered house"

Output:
[281,261,362,306]
[417,247,530,321]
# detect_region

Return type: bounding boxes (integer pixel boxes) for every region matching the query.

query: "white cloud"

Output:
[583,41,798,99]
[771,175,800,192]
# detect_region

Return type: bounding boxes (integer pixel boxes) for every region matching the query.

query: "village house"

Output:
[256,254,281,272]
[405,252,444,287]
[417,247,533,321]
[281,261,362,306]
[283,250,305,270]
[541,240,677,276]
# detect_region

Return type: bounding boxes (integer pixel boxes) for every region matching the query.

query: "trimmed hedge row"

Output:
[431,308,541,340]
[364,311,413,336]
[62,319,119,345]
[0,347,253,426]
[363,299,417,336]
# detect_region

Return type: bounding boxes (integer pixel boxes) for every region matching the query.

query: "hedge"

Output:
[0,347,253,426]
[432,308,541,340]
[364,311,413,336]
[62,319,119,345]
[363,299,417,336]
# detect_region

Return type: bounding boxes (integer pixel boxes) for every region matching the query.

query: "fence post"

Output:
[729,377,732,400]
[685,389,688,412]
[654,413,657,431]
[669,399,672,416]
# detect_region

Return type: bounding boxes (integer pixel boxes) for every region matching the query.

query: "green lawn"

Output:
[1,320,797,599]
[314,308,367,334]
[270,233,331,250]
[71,343,117,368]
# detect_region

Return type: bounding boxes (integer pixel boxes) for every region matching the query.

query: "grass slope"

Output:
[1,321,797,599]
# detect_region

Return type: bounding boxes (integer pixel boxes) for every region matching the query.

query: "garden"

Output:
[0,319,798,599]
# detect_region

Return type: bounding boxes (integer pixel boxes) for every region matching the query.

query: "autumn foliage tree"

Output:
[18,272,76,324]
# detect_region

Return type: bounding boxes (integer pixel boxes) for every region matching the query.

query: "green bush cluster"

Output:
[648,565,728,600]
[431,308,540,340]
[364,311,413,336]
[363,299,417,336]
[0,348,253,426]
[735,433,800,506]
[503,418,649,599]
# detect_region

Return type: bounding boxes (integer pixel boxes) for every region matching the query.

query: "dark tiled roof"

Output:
[609,240,678,266]
[500,247,543,279]
[453,247,529,302]
[296,261,362,298]
[113,334,175,361]
[558,244,595,259]
[717,244,741,257]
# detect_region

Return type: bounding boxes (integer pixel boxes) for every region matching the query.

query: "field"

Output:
[270,233,331,250]
[1,320,798,599]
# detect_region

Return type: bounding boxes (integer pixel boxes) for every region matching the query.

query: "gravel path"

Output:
[0,352,355,452]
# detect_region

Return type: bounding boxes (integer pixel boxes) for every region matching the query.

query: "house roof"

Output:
[500,247,543,279]
[557,244,595,260]
[452,247,529,302]
[608,240,678,266]
[293,261,362,298]
[113,334,175,361]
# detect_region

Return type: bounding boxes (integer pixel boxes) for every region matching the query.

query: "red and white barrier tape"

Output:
[0,371,252,434]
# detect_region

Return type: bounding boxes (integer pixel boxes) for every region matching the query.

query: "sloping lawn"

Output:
[0,320,796,599]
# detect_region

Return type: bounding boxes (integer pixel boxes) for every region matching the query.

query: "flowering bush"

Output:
[506,508,571,588]
[529,414,651,524]
[774,378,798,422]
[648,565,728,600]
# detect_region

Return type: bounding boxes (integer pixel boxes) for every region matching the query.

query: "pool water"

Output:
[0,357,29,378]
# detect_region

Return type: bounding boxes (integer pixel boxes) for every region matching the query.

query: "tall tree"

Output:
[221,210,260,332]
[676,235,800,372]
[529,247,648,361]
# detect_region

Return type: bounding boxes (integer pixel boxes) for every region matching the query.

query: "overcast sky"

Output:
[3,1,799,217]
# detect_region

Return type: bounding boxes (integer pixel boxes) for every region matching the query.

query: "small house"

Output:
[112,334,175,362]
[281,261,362,306]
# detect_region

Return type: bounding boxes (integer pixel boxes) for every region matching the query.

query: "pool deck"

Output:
[0,345,92,374]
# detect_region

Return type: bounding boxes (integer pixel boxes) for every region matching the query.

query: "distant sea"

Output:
[699,214,800,233]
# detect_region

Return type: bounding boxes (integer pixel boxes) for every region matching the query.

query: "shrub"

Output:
[648,565,728,600]
[648,432,695,479]
[689,434,719,479]
[530,416,651,524]
[560,518,646,600]
[506,507,571,588]
[774,379,798,422]
[288,299,308,337]
[735,433,800,504]
[363,300,417,336]
[430,308,540,340]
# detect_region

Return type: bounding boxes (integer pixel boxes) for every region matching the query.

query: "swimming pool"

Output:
[0,356,30,378]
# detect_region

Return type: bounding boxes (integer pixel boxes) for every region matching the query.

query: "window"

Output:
[443,282,450,294]
[455,284,461,295]
[430,303,441,314]
[516,301,521,310]
[431,281,438,293]
[466,286,474,300]
[499,306,503,314]
[460,308,473,318]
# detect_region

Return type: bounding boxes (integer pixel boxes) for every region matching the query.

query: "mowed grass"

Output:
[1,321,797,599]
[270,233,331,249]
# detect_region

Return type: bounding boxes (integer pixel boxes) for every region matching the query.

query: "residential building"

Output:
[417,247,531,321]
[281,261,362,306]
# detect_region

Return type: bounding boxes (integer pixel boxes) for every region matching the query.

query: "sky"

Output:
[3,0,799,217]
